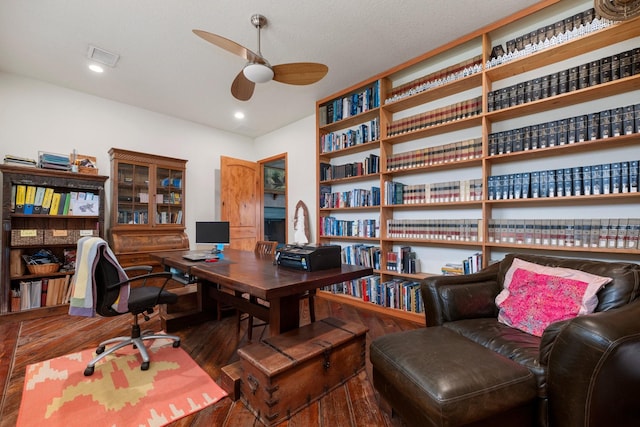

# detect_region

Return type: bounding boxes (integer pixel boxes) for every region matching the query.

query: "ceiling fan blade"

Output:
[231,70,255,101]
[193,29,262,63]
[272,63,329,86]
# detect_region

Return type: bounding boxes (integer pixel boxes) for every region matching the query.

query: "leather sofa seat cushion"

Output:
[370,326,537,426]
[443,319,547,397]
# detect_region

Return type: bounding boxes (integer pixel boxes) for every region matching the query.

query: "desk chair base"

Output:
[84,314,180,376]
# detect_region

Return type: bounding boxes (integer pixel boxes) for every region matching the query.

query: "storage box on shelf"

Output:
[0,164,108,316]
[315,0,640,323]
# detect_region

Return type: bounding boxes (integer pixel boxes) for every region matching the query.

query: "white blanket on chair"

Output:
[68,236,129,317]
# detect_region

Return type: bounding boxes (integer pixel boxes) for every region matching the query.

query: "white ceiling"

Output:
[0,0,543,138]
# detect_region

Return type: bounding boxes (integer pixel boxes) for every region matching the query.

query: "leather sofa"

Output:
[370,253,640,427]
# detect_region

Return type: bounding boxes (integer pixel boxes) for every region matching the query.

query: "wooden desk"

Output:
[151,249,373,335]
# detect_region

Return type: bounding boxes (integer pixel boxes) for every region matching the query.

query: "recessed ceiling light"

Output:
[234,111,245,119]
[88,64,104,73]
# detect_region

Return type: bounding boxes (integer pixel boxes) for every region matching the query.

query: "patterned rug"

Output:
[17,340,227,427]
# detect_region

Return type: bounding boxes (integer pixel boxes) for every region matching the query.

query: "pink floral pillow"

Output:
[495,258,612,336]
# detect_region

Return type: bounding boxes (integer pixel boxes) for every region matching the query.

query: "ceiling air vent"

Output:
[87,45,120,67]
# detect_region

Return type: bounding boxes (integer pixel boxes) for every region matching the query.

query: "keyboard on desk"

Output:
[182,252,218,262]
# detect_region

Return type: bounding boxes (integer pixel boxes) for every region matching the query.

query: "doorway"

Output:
[261,154,287,244]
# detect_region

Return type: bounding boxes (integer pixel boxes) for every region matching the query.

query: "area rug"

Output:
[17,340,227,427]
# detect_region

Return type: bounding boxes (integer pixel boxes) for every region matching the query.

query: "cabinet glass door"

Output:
[116,163,150,224]
[155,167,183,225]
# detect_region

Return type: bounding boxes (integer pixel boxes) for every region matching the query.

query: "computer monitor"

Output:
[195,221,230,253]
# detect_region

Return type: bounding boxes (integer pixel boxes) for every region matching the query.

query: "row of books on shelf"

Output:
[319,217,380,238]
[387,219,482,242]
[386,246,419,274]
[385,179,483,205]
[387,96,482,137]
[11,184,99,216]
[319,118,379,153]
[320,186,380,209]
[386,137,482,171]
[384,55,483,104]
[319,81,380,125]
[117,210,149,225]
[156,210,183,224]
[159,192,182,204]
[487,218,640,250]
[341,244,381,270]
[319,154,380,181]
[11,276,71,312]
[323,275,424,314]
[488,103,640,156]
[488,159,639,200]
[486,7,612,69]
[488,45,640,113]
[440,252,483,276]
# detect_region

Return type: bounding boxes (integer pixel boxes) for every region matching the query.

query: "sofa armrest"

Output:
[547,299,640,426]
[421,266,500,326]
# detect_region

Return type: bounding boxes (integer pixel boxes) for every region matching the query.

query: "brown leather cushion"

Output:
[370,326,537,426]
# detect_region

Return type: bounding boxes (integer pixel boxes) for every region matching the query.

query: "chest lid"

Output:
[238,317,367,377]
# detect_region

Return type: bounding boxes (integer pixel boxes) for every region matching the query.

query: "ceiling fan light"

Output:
[243,63,274,83]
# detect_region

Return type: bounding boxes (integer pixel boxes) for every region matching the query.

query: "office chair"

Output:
[82,241,181,376]
[239,241,316,341]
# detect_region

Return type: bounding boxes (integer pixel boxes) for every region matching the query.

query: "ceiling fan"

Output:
[193,14,329,101]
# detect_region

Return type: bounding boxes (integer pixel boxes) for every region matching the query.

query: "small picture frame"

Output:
[264,166,285,191]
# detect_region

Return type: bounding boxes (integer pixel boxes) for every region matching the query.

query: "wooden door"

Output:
[220,156,261,251]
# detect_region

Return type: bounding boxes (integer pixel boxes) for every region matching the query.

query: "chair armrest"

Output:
[546,299,640,426]
[421,267,500,326]
[123,265,154,274]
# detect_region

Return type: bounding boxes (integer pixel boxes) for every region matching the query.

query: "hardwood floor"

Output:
[0,296,420,426]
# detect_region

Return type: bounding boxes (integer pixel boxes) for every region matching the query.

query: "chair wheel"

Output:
[84,367,94,376]
[172,340,181,348]
[96,346,105,354]
[141,361,150,371]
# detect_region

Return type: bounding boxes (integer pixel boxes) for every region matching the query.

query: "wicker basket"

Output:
[27,263,60,275]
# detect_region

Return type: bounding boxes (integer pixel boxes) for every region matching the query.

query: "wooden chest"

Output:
[237,317,367,426]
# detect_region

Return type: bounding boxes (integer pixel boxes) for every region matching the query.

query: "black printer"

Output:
[275,244,341,271]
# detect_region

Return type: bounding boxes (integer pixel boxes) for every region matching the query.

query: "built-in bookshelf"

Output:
[315,0,640,323]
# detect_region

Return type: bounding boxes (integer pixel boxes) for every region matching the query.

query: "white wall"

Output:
[0,72,257,244]
[253,115,317,244]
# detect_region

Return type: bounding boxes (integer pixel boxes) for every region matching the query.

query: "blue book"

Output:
[602,163,611,195]
[563,168,573,196]
[531,171,540,198]
[582,165,592,196]
[547,169,556,197]
[629,160,638,192]
[522,172,531,199]
[592,165,602,195]
[621,162,630,193]
[611,162,621,194]
[572,167,583,196]
[494,175,503,200]
[539,170,548,198]
[555,169,564,197]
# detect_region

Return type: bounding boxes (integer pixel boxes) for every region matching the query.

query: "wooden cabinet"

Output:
[315,0,640,322]
[0,165,108,315]
[108,149,189,269]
